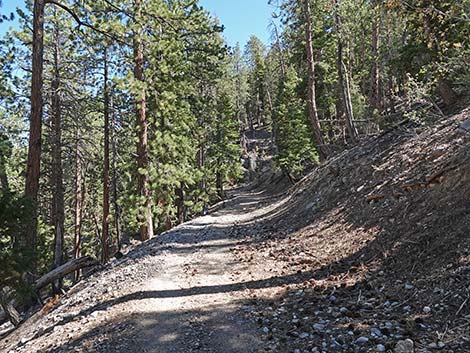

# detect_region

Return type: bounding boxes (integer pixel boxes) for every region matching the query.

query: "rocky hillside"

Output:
[0,106,469,353]
[238,106,470,352]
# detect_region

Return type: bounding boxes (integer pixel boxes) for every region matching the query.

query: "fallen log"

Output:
[34,256,97,291]
[0,324,15,339]
[0,257,96,328]
[0,287,21,327]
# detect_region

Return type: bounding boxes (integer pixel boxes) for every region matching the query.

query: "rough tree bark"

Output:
[0,287,21,327]
[101,46,110,263]
[0,135,10,192]
[370,3,381,110]
[272,21,287,78]
[334,0,358,142]
[73,128,84,281]
[24,0,46,254]
[216,171,224,200]
[197,145,208,213]
[50,14,65,294]
[111,95,122,252]
[134,0,153,241]
[35,256,96,291]
[176,188,186,225]
[302,0,330,161]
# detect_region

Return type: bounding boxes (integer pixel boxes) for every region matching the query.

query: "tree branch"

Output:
[45,0,128,45]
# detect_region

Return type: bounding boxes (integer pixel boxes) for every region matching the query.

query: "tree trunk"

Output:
[134,0,153,241]
[50,16,65,294]
[334,0,357,142]
[370,5,381,110]
[35,256,96,291]
[0,287,21,327]
[111,94,122,252]
[73,128,84,282]
[176,188,185,225]
[273,21,287,78]
[216,171,224,200]
[0,154,9,192]
[302,0,330,161]
[197,145,207,212]
[437,78,458,106]
[342,62,358,138]
[0,135,9,192]
[24,0,45,255]
[101,46,110,263]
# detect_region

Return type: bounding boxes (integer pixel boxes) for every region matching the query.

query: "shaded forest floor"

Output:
[1,106,470,353]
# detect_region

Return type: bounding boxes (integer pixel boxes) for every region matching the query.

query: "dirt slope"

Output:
[1,107,469,353]
[237,106,470,352]
[0,189,289,353]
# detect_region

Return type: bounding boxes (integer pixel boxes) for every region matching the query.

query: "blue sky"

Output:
[0,1,273,47]
[0,1,21,37]
[199,0,273,47]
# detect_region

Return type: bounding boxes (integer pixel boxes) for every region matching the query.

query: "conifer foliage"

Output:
[0,0,244,308]
[0,0,468,324]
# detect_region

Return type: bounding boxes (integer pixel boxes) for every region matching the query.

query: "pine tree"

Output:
[302,0,330,160]
[273,67,317,176]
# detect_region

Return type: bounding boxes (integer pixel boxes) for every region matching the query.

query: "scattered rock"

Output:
[371,327,383,337]
[458,119,470,133]
[394,339,414,353]
[355,336,369,344]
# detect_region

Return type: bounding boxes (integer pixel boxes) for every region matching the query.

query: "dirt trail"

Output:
[2,110,470,353]
[0,188,288,353]
[123,189,282,353]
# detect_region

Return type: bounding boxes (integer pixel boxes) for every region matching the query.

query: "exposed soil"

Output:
[0,189,289,353]
[236,107,470,353]
[1,107,469,353]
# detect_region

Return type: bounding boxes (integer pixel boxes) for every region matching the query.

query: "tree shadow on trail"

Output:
[11,111,470,353]
[41,303,262,353]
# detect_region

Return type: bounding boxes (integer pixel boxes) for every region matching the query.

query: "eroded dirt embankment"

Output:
[1,107,469,353]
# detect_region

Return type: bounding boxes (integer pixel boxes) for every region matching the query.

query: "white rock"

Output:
[371,327,383,337]
[377,344,386,352]
[423,306,431,314]
[355,336,369,344]
[394,339,414,353]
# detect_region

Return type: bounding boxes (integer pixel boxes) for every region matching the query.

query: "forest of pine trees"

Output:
[0,0,468,324]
